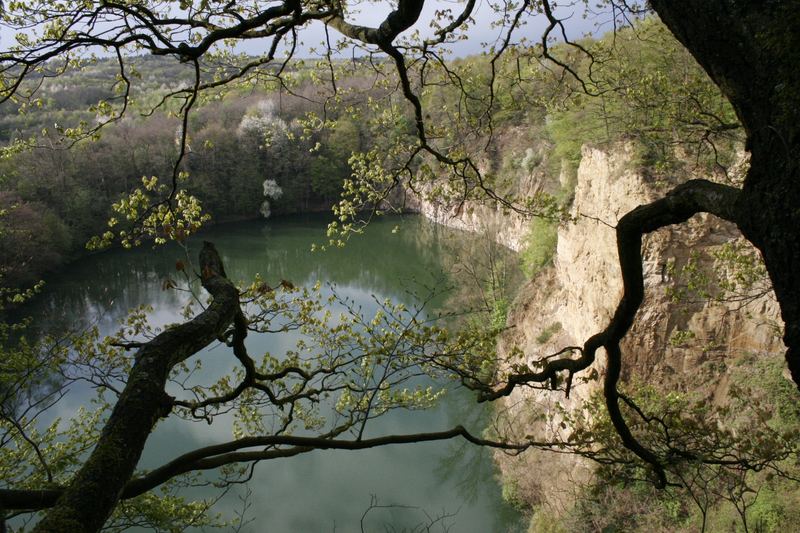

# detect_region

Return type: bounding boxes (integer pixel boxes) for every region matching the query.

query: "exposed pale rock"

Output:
[409,141,785,515]
[408,196,529,252]
[495,144,784,513]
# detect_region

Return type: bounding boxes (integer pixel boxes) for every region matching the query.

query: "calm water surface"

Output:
[22,215,524,532]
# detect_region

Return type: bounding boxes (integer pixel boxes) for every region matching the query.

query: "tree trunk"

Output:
[738,140,800,381]
[651,0,800,382]
[33,243,240,533]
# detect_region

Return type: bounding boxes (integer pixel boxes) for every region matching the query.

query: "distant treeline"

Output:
[0,19,738,288]
[0,75,371,286]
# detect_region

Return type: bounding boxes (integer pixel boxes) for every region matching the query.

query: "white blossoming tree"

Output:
[260,178,283,218]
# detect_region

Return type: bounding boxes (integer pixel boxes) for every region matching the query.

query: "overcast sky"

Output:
[0,0,614,59]
[248,0,606,58]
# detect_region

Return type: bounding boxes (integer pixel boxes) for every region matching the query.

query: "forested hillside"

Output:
[0,20,738,289]
[0,57,367,284]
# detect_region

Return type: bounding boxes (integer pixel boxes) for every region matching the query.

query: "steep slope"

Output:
[494,143,785,517]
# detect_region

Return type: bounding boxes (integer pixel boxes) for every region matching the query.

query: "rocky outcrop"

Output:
[406,140,785,515]
[494,143,784,513]
[406,194,530,252]
[402,127,559,253]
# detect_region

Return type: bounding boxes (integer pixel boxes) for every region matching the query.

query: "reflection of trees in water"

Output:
[404,217,524,321]
[421,222,526,532]
[435,439,526,531]
[358,494,460,533]
[432,384,527,532]
[6,214,525,530]
[201,215,462,306]
[14,214,504,374]
[15,243,189,339]
[5,245,191,421]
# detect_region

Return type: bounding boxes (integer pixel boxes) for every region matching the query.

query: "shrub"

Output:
[521,218,558,278]
[535,322,562,344]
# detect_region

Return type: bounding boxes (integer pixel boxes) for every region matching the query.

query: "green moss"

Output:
[491,297,510,330]
[668,328,696,347]
[521,218,558,278]
[528,506,568,533]
[535,322,562,344]
[500,478,526,510]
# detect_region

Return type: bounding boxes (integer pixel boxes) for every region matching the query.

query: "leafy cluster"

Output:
[528,357,800,532]
[539,18,742,178]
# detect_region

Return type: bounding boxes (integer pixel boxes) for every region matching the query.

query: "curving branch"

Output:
[422,0,477,48]
[326,0,424,46]
[30,242,241,533]
[480,178,742,485]
[602,179,740,485]
[540,0,601,96]
[0,425,553,512]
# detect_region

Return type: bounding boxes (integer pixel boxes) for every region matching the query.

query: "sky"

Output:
[247,0,604,58]
[0,0,611,60]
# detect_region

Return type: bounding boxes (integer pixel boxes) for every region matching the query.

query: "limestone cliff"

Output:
[402,126,560,253]
[408,141,785,515]
[406,193,530,252]
[493,143,784,514]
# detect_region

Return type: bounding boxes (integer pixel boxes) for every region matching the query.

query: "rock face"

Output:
[402,126,559,253]
[406,194,530,252]
[408,141,785,514]
[493,144,784,513]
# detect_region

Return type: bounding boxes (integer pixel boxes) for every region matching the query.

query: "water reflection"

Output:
[17,214,525,532]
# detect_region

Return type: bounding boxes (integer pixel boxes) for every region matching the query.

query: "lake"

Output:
[16,214,524,532]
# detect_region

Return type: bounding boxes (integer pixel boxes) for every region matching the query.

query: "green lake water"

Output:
[19,214,524,532]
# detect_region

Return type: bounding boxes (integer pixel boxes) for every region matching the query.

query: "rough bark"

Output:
[326,0,424,45]
[651,0,800,384]
[31,242,240,533]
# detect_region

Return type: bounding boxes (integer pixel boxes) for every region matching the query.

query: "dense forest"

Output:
[0,56,368,285]
[0,19,737,288]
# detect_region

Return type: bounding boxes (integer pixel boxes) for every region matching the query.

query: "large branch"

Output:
[326,0,424,45]
[0,426,549,511]
[30,242,240,533]
[648,0,790,138]
[650,1,800,392]
[604,179,740,485]
[482,179,741,484]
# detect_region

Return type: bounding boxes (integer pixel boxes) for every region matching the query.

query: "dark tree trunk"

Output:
[32,243,240,533]
[739,140,800,382]
[651,0,800,382]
